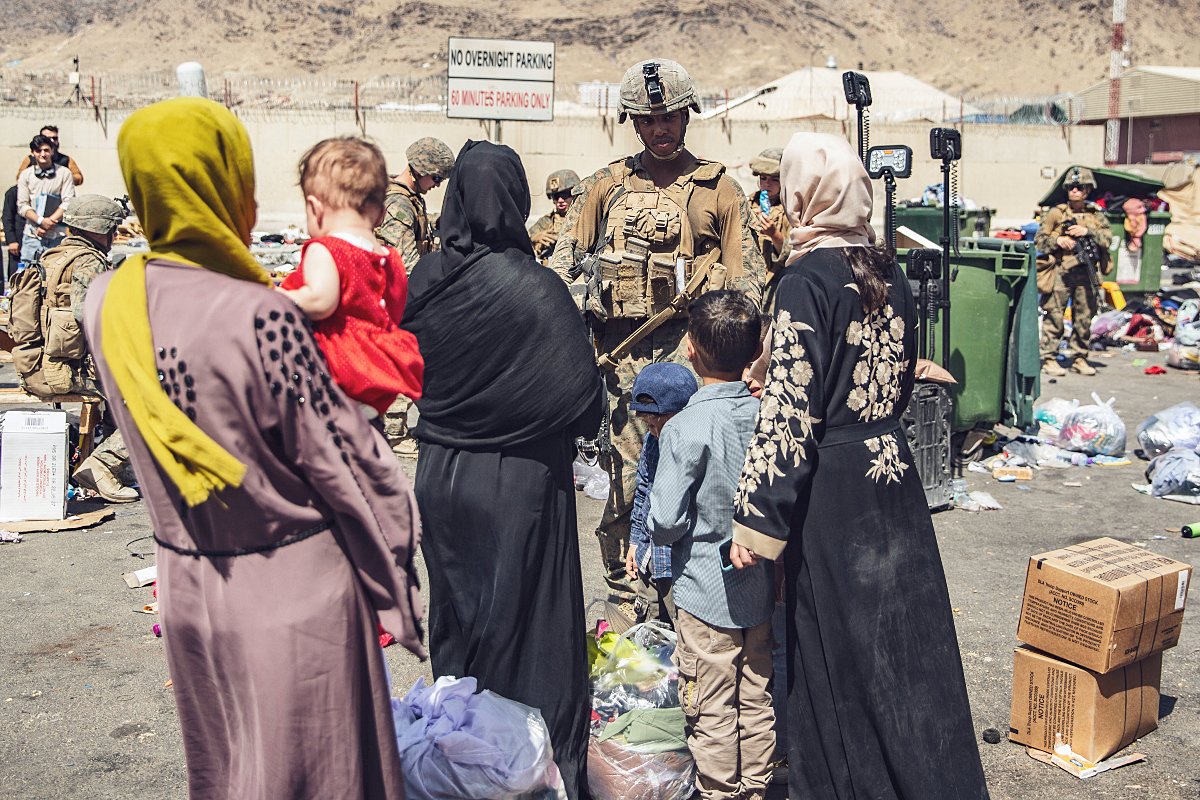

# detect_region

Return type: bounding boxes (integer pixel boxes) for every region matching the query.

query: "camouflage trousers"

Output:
[383,396,414,445]
[85,428,129,472]
[596,316,693,603]
[1040,265,1098,360]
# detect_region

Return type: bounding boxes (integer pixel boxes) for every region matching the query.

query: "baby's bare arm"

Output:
[278,243,340,320]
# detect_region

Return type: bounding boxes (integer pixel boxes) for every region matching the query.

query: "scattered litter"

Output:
[573,457,611,502]
[1092,455,1132,466]
[0,508,113,533]
[955,491,1002,512]
[981,728,1003,745]
[1003,439,1084,468]
[1144,365,1167,375]
[133,603,158,615]
[1063,481,1083,487]
[1143,449,1200,504]
[1131,358,1148,367]
[122,565,158,589]
[0,530,21,543]
[152,623,162,638]
[164,679,173,688]
[1025,743,1147,780]
[1183,522,1200,539]
[993,466,1033,482]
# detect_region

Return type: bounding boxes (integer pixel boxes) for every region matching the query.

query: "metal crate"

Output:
[901,381,953,511]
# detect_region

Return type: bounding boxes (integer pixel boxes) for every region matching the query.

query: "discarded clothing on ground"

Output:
[1137,402,1200,459]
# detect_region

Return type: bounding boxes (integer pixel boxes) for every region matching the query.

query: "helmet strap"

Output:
[636,111,689,162]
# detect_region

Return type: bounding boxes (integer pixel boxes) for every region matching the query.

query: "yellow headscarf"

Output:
[101,97,273,507]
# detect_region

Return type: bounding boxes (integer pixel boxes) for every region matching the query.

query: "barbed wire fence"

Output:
[0,68,1083,126]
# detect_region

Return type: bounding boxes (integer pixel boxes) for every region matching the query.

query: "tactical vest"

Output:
[596,159,727,320]
[7,242,97,397]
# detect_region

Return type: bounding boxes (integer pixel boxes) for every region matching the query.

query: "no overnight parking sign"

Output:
[446,37,555,122]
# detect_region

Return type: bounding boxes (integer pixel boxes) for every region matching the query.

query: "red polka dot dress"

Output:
[281,235,423,415]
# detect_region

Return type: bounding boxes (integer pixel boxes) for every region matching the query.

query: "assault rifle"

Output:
[1063,215,1105,298]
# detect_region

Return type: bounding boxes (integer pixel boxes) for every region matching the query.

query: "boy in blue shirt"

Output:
[622,361,698,628]
[649,290,774,800]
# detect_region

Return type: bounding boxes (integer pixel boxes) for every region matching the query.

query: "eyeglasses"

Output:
[550,191,572,202]
[430,174,444,187]
[1065,183,1085,191]
[45,136,59,143]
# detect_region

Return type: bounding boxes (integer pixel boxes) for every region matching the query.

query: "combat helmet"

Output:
[1064,166,1097,190]
[545,169,581,198]
[617,59,702,123]
[406,137,455,180]
[64,195,125,235]
[749,147,784,178]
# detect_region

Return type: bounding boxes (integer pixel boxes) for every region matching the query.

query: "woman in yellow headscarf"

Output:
[83,97,424,799]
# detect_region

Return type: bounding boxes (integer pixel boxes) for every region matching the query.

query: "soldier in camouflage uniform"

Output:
[550,58,766,621]
[9,196,138,502]
[528,169,581,264]
[748,147,791,311]
[1035,166,1111,377]
[375,137,454,455]
[375,136,454,275]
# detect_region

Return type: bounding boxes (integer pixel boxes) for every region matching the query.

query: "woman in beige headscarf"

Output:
[730,133,988,798]
[83,97,424,799]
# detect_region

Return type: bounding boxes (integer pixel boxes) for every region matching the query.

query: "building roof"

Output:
[1075,66,1200,121]
[697,68,979,123]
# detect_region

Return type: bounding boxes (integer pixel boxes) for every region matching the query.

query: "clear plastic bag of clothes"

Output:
[592,622,679,715]
[1147,448,1200,501]
[587,736,696,800]
[1136,402,1200,458]
[1054,394,1127,456]
[392,676,567,800]
[1034,397,1077,437]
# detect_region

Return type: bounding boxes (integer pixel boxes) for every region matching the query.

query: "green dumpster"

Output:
[1102,210,1171,294]
[895,205,993,244]
[900,238,1040,433]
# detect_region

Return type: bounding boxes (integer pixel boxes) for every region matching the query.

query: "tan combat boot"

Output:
[73,456,139,503]
[1041,359,1067,377]
[1070,357,1097,376]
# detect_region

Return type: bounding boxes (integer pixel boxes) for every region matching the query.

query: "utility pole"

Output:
[1104,0,1126,165]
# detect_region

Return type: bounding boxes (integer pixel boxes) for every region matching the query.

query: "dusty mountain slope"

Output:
[1,0,1195,97]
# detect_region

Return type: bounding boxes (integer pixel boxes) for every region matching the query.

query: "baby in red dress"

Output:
[279,137,423,422]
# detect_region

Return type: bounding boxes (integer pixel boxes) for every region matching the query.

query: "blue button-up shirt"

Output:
[649,381,774,629]
[629,433,672,580]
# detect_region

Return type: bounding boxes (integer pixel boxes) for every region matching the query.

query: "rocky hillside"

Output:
[2,0,1196,97]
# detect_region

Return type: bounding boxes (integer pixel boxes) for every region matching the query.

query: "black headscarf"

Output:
[402,141,603,449]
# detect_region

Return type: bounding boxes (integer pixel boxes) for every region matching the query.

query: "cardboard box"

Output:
[1009,646,1159,763]
[1016,537,1190,673]
[0,410,69,522]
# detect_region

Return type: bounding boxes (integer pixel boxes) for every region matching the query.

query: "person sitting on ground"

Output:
[16,134,75,265]
[622,361,698,628]
[279,136,423,430]
[15,124,84,186]
[7,195,137,502]
[649,289,775,800]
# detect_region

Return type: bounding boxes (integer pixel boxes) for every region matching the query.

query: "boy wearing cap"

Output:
[649,289,774,800]
[623,361,698,627]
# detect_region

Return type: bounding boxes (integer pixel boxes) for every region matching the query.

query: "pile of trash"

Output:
[573,457,611,502]
[1035,394,1127,457]
[392,675,567,800]
[587,622,695,800]
[1133,402,1200,505]
[1088,292,1200,369]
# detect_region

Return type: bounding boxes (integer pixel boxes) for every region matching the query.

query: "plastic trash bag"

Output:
[573,457,611,501]
[392,676,566,800]
[587,736,696,800]
[1146,448,1200,500]
[592,622,679,714]
[1034,397,1077,437]
[1089,309,1132,342]
[1136,402,1200,459]
[1054,394,1127,456]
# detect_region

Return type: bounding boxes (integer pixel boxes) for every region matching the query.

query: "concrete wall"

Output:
[0,106,1106,229]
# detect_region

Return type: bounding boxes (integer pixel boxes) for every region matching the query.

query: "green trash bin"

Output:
[900,238,1040,433]
[1101,209,1171,295]
[895,205,993,244]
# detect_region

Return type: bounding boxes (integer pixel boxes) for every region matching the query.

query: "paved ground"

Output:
[2,347,1199,799]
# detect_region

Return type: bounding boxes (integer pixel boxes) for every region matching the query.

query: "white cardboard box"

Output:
[0,410,69,522]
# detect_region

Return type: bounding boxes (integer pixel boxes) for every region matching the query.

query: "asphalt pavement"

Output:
[1,347,1199,799]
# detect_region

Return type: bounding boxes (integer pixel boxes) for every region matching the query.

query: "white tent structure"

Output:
[699,67,981,123]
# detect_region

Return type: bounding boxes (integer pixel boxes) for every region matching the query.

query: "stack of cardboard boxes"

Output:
[1010,537,1191,763]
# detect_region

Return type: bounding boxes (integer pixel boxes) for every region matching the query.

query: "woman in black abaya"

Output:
[402,141,604,799]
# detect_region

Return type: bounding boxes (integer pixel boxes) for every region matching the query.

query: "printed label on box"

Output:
[1177,570,1190,612]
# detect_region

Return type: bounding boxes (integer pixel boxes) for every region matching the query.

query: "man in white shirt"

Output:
[16,133,75,265]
